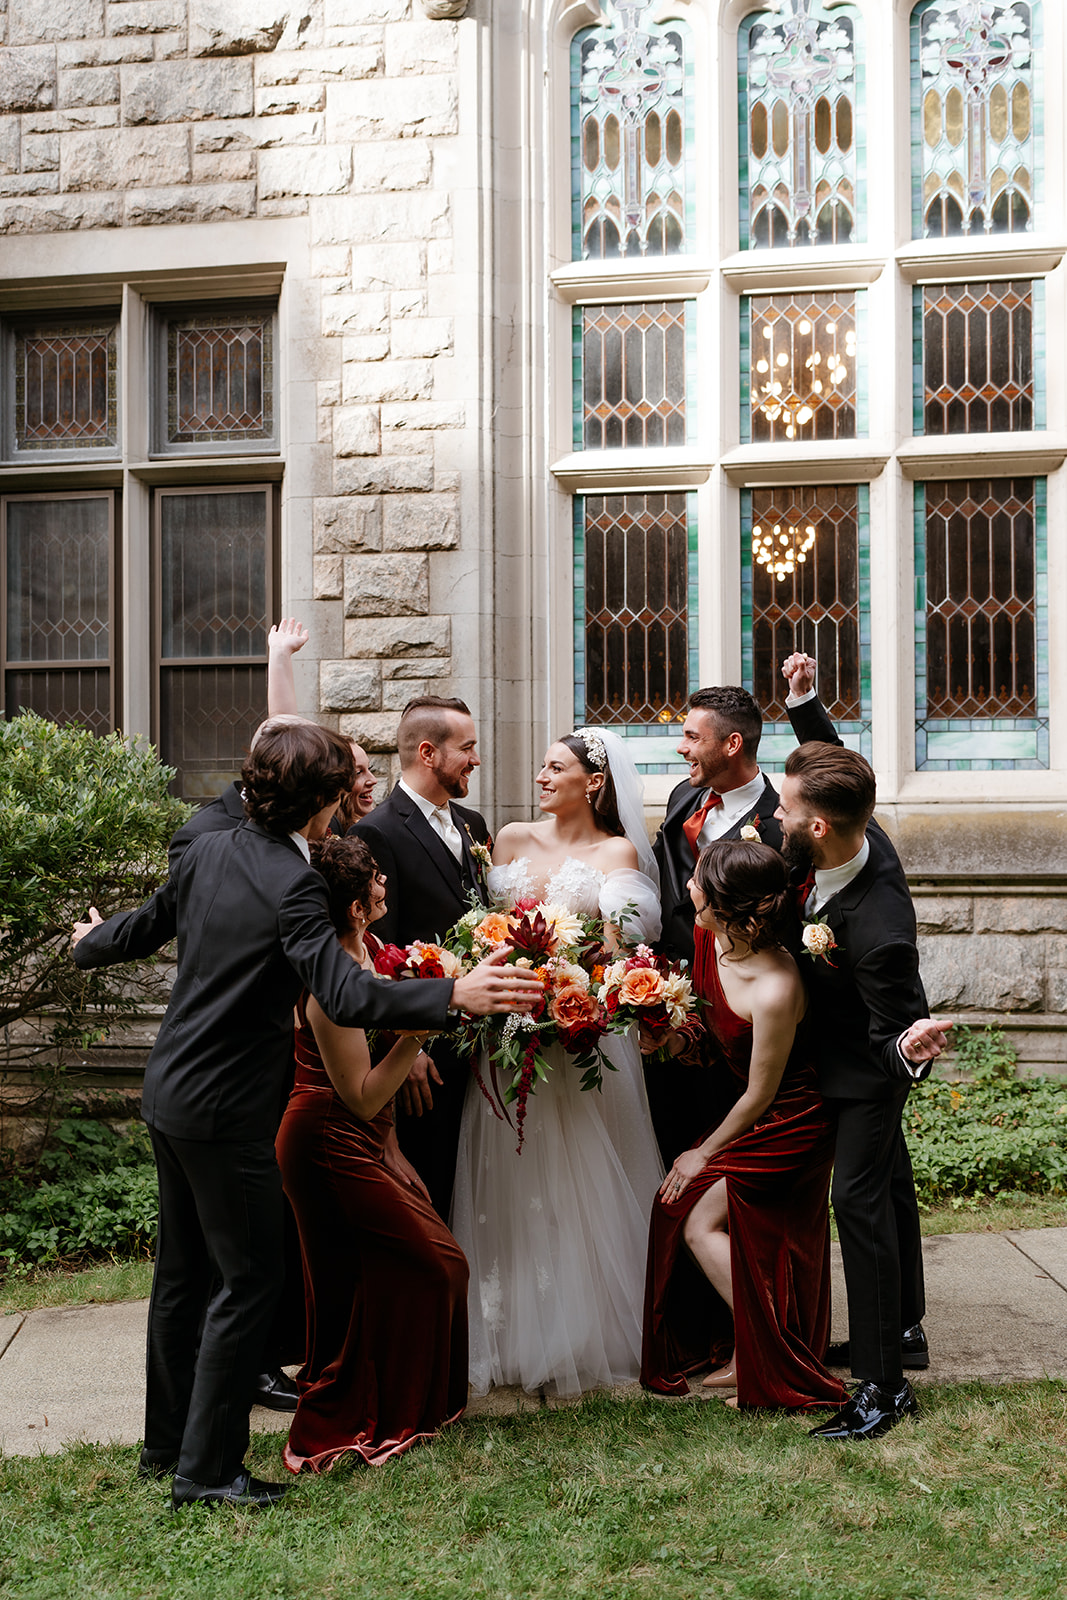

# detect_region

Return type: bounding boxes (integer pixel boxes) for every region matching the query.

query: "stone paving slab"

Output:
[1,1230,1065,1458]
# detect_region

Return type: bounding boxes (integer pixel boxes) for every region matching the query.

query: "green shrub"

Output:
[0,1114,157,1268]
[0,712,191,1085]
[908,1025,1067,1204]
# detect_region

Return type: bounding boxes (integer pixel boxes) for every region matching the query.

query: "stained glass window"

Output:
[739,0,862,250]
[156,487,272,800]
[920,280,1033,433]
[13,319,118,453]
[3,493,113,735]
[575,493,696,726]
[912,1,1038,239]
[571,1,692,261]
[743,291,858,443]
[915,479,1047,767]
[741,485,871,764]
[575,302,691,449]
[164,308,274,448]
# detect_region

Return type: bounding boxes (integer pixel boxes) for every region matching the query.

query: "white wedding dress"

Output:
[450,858,665,1397]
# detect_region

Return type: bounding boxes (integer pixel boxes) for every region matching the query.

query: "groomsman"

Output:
[351,695,492,1218]
[649,686,783,1165]
[778,654,949,1441]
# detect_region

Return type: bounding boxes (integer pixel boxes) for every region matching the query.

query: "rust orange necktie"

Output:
[682,790,723,861]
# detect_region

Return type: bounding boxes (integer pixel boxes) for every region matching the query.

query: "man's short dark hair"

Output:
[397,695,472,767]
[784,742,876,829]
[241,723,357,835]
[688,686,763,762]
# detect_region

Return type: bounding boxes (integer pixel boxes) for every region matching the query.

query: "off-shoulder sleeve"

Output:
[599,868,662,945]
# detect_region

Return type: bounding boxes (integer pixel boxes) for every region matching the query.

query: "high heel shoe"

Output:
[701,1364,737,1389]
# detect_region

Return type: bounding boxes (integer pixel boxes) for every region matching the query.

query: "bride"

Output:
[450,727,664,1397]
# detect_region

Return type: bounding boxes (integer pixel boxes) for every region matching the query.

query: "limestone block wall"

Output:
[0,0,488,789]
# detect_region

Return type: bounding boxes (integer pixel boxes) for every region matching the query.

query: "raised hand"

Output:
[780,651,816,698]
[451,945,544,1017]
[268,617,309,657]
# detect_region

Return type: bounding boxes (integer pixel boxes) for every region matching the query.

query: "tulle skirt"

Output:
[450,1028,664,1397]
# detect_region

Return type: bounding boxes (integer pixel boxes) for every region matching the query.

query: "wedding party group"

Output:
[70,622,950,1511]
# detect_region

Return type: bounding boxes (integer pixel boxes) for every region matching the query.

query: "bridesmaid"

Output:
[276,835,468,1470]
[641,838,847,1412]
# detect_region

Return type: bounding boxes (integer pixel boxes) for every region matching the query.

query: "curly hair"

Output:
[310,834,382,932]
[241,723,356,837]
[558,732,625,838]
[692,838,790,955]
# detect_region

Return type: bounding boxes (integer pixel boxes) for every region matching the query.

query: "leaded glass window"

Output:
[912,1,1037,239]
[741,485,871,764]
[915,478,1047,767]
[920,281,1033,433]
[2,492,113,735]
[156,486,272,800]
[575,493,695,726]
[739,0,862,250]
[575,302,691,449]
[743,291,857,443]
[162,307,274,450]
[572,2,692,261]
[11,318,118,454]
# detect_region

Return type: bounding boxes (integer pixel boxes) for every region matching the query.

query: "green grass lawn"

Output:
[1,1384,1065,1599]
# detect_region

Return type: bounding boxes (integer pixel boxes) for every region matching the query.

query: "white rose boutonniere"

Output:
[801,916,838,966]
[740,824,760,842]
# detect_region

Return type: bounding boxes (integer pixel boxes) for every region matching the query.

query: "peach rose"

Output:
[548,982,601,1031]
[473,911,511,949]
[617,967,667,1007]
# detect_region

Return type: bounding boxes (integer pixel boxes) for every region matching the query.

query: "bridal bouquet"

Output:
[597,945,700,1059]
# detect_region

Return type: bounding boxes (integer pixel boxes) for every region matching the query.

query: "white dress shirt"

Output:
[696,769,769,851]
[289,831,312,863]
[398,778,463,861]
[806,836,870,916]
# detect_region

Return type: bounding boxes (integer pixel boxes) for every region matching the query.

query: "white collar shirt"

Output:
[696,770,769,850]
[807,836,870,916]
[398,778,462,860]
[288,831,312,863]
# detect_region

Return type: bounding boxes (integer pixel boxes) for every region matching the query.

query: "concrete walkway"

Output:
[1,1228,1065,1458]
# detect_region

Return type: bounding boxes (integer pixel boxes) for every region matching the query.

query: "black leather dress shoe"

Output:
[809,1379,918,1441]
[251,1369,299,1412]
[825,1324,930,1371]
[137,1448,179,1480]
[171,1469,289,1510]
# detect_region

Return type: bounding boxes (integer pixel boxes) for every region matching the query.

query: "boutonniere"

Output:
[801,915,838,966]
[465,824,493,878]
[740,816,761,842]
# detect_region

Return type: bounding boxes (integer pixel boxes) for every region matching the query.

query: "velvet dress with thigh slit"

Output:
[640,926,848,1411]
[275,978,469,1471]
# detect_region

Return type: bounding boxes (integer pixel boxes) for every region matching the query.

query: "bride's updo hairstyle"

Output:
[559,730,625,838]
[311,834,381,932]
[693,839,790,955]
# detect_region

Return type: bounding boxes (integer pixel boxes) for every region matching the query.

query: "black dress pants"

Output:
[827,1089,926,1388]
[145,1126,284,1485]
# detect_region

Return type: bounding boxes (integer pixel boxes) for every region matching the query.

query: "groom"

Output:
[778,656,950,1440]
[649,686,783,1166]
[351,695,491,1217]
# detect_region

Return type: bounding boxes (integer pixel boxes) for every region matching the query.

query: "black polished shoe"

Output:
[171,1469,289,1510]
[825,1324,930,1371]
[137,1448,179,1480]
[810,1379,918,1442]
[251,1368,299,1412]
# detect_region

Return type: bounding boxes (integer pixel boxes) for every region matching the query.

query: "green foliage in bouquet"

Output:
[0,713,191,1089]
[907,1026,1067,1204]
[0,1111,158,1268]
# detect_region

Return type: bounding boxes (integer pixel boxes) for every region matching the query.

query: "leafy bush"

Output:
[908,1026,1067,1204]
[0,713,191,1085]
[0,1114,157,1268]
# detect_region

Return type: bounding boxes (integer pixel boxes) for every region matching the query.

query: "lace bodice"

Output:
[487,857,662,943]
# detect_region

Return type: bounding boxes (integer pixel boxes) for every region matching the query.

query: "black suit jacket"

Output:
[787,694,930,1101]
[350,783,491,945]
[167,780,246,875]
[74,821,454,1142]
[653,774,784,965]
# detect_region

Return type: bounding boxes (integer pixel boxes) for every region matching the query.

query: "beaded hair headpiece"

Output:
[573,726,607,771]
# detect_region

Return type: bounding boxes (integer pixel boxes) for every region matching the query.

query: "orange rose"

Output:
[548,983,601,1031]
[473,911,511,948]
[617,968,666,1007]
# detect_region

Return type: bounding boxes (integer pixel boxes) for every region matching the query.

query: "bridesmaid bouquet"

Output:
[597,946,700,1060]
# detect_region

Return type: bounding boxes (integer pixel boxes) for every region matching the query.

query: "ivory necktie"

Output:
[682,790,723,861]
[432,805,463,861]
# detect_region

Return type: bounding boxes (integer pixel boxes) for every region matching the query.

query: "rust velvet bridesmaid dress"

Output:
[641,925,848,1411]
[276,972,469,1471]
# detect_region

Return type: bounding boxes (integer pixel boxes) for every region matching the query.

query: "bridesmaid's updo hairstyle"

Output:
[558,730,625,838]
[693,839,790,955]
[311,834,382,932]
[242,723,356,837]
